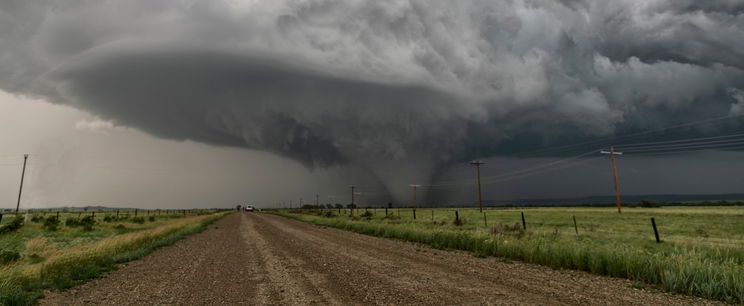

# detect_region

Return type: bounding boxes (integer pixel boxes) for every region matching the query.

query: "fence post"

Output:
[521,212,526,230]
[483,212,487,227]
[455,210,459,224]
[0,213,3,224]
[573,216,578,235]
[651,218,661,243]
[385,207,388,216]
[431,210,434,221]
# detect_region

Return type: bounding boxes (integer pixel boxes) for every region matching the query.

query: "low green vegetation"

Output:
[270,206,744,303]
[0,210,229,305]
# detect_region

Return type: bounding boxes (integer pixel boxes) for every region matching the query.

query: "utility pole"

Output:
[470,160,486,213]
[16,154,28,214]
[350,185,355,215]
[410,184,420,220]
[600,146,624,214]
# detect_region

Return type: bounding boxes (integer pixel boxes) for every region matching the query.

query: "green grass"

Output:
[0,210,230,305]
[270,206,744,303]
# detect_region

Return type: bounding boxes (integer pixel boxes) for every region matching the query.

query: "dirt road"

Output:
[42,213,717,305]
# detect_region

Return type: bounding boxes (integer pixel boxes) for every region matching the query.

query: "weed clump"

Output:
[0,250,20,264]
[80,216,96,231]
[43,216,61,231]
[324,211,335,218]
[30,215,44,223]
[382,214,400,220]
[491,222,524,237]
[65,218,79,227]
[131,217,145,224]
[148,216,155,222]
[28,253,44,264]
[0,216,24,234]
[360,211,373,219]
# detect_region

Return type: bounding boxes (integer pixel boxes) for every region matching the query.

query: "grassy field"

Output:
[270,206,744,303]
[0,210,230,305]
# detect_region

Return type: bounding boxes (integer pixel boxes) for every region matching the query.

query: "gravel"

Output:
[41,213,720,305]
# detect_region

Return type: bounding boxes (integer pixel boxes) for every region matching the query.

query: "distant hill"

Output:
[483,193,744,207]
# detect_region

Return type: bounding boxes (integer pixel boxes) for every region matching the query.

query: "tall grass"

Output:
[0,212,228,305]
[272,208,744,303]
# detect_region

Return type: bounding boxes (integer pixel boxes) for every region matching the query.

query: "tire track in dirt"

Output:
[41,212,720,305]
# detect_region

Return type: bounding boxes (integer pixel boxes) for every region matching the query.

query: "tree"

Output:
[334,204,343,209]
[236,205,242,211]
[346,203,357,209]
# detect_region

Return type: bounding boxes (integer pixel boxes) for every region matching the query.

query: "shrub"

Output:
[103,215,115,222]
[0,250,20,264]
[65,218,80,227]
[491,222,524,234]
[79,216,96,231]
[639,200,660,208]
[148,216,155,222]
[28,253,44,264]
[43,216,61,231]
[131,217,145,224]
[382,214,400,220]
[324,211,335,218]
[30,215,43,223]
[360,211,373,218]
[0,216,24,234]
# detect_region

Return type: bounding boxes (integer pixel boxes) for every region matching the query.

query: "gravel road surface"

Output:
[42,213,718,305]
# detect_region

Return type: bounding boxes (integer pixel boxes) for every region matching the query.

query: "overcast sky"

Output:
[1,0,744,209]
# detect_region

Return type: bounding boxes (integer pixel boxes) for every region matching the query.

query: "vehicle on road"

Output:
[244,206,254,212]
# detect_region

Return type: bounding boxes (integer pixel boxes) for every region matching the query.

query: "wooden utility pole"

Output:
[410,184,420,220]
[16,154,28,214]
[350,185,355,215]
[601,146,623,214]
[470,160,486,212]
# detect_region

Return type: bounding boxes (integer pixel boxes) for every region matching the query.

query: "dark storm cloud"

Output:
[1,0,744,200]
[50,45,467,167]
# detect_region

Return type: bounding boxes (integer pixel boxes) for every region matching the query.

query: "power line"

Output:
[625,144,744,157]
[621,140,744,153]
[614,132,744,149]
[515,114,744,157]
[426,149,598,187]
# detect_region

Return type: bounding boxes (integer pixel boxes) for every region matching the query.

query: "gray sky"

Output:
[1,0,744,209]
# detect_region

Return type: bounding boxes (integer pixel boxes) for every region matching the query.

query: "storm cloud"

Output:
[1,0,744,201]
